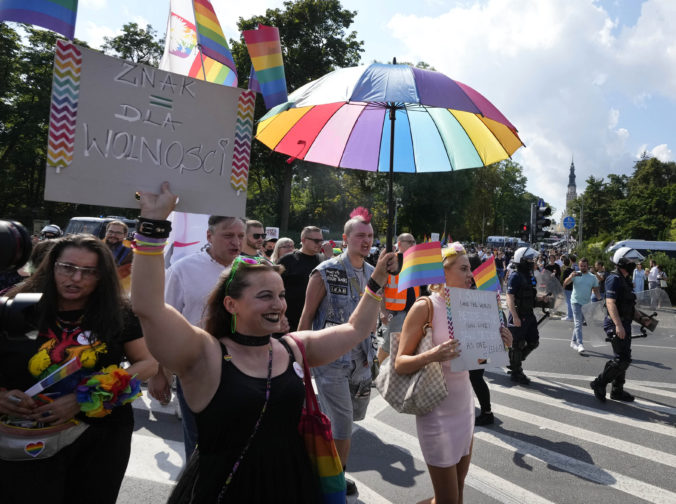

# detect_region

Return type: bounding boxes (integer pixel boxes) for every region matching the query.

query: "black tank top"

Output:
[191,338,320,503]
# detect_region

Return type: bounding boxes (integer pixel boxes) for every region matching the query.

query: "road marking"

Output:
[357,415,556,504]
[488,381,676,438]
[486,369,676,390]
[485,400,676,468]
[475,429,676,504]
[126,432,185,484]
[347,474,393,504]
[528,376,676,415]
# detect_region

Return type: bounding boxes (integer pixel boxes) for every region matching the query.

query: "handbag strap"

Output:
[289,334,319,415]
[420,296,433,333]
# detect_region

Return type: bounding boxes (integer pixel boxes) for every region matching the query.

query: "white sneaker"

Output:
[570,341,579,351]
[577,344,585,354]
[561,317,572,321]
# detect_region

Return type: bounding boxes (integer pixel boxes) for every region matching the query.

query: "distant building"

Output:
[566,158,577,207]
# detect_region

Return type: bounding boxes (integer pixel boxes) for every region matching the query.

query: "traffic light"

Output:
[520,222,529,242]
[534,205,552,239]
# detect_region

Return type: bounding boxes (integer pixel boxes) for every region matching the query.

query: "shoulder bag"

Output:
[290,335,347,504]
[375,296,448,415]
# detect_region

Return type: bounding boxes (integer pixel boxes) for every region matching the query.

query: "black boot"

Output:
[590,378,607,402]
[475,410,494,426]
[610,387,634,401]
[509,348,530,385]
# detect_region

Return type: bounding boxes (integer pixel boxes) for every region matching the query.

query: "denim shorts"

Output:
[313,358,372,439]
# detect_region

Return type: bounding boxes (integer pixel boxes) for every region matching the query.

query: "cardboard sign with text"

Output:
[447,288,508,372]
[45,41,249,216]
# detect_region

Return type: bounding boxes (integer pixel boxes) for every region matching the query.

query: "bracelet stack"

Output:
[364,285,382,302]
[132,233,167,256]
[367,277,383,294]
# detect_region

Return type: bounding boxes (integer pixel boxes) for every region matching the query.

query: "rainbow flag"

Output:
[398,241,445,292]
[244,24,288,109]
[248,65,262,93]
[0,0,78,39]
[24,356,82,397]
[473,255,500,292]
[192,0,237,83]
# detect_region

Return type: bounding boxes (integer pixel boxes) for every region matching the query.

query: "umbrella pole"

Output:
[387,103,396,252]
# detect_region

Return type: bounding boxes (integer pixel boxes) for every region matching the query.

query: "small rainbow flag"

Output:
[243,24,288,109]
[473,256,500,292]
[192,0,237,83]
[398,241,445,292]
[24,356,82,397]
[0,0,78,39]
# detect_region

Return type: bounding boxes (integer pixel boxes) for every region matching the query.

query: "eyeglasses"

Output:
[304,237,323,244]
[251,233,266,240]
[55,262,99,279]
[106,230,125,236]
[225,256,263,294]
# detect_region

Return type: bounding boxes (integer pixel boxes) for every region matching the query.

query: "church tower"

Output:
[566,158,577,206]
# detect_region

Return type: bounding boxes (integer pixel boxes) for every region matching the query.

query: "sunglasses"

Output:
[225,256,263,294]
[251,233,266,240]
[304,238,323,244]
[55,261,99,279]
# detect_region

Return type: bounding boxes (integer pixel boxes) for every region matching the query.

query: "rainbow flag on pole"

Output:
[398,241,445,292]
[192,0,237,83]
[24,356,82,397]
[243,24,288,109]
[0,0,78,39]
[473,255,500,292]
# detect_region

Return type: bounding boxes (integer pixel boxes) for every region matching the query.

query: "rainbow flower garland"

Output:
[75,365,141,417]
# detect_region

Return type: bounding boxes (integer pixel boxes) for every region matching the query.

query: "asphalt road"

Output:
[117,315,676,503]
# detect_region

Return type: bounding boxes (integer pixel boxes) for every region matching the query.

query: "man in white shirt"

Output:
[648,260,659,289]
[148,215,245,459]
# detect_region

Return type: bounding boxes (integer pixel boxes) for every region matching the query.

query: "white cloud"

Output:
[82,21,118,49]
[80,0,107,9]
[639,143,673,162]
[385,0,675,215]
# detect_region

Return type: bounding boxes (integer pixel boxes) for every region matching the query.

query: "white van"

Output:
[606,240,676,259]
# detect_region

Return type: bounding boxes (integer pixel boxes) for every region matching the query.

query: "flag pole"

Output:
[198,46,207,80]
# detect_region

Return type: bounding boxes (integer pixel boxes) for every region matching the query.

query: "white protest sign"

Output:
[44,41,251,216]
[265,227,279,240]
[446,288,508,372]
[430,232,440,242]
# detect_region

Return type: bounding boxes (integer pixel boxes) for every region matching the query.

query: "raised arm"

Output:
[295,251,395,367]
[130,182,210,375]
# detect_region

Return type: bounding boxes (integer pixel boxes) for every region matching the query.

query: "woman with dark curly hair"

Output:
[0,234,157,504]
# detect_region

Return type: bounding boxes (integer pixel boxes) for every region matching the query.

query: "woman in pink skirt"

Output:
[395,243,511,504]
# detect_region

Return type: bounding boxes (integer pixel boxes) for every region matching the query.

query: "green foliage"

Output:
[101,23,164,66]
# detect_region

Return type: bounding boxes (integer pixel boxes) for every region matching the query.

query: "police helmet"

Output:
[513,247,539,265]
[612,246,644,268]
[40,224,62,239]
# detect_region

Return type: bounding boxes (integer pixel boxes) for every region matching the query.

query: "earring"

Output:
[231,313,237,333]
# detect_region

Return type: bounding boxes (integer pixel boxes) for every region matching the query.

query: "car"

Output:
[64,216,136,239]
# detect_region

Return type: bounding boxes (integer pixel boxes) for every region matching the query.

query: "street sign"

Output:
[563,216,575,230]
[537,198,546,208]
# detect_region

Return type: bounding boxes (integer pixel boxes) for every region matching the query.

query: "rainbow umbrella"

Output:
[256,61,524,249]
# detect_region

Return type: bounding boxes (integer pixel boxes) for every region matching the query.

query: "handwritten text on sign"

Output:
[447,288,508,372]
[45,42,247,216]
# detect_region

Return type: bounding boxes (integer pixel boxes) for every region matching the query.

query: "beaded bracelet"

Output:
[364,285,382,302]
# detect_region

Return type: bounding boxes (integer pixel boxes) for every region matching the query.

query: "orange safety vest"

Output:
[383,274,420,311]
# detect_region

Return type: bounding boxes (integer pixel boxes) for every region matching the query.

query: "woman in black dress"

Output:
[131,183,394,503]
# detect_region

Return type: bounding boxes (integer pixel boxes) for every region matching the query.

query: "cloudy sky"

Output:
[73,0,675,220]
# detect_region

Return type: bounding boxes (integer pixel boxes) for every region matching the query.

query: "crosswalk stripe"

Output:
[475,429,676,504]
[485,401,676,468]
[528,376,676,415]
[357,414,556,504]
[495,370,676,390]
[125,431,185,484]
[488,381,676,437]
[347,474,394,504]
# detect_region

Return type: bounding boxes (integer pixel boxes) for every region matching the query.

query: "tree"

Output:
[102,22,164,66]
[230,0,364,231]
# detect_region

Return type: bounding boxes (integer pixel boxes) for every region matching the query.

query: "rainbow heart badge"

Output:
[24,441,45,458]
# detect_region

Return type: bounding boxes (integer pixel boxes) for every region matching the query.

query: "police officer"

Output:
[506,247,550,384]
[590,247,645,402]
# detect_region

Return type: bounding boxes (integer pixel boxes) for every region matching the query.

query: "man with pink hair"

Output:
[298,207,378,497]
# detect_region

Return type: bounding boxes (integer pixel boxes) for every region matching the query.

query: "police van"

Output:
[606,240,676,259]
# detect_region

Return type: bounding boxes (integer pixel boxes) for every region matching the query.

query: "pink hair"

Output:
[349,206,372,224]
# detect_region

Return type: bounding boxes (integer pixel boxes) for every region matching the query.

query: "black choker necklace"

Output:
[229,332,271,346]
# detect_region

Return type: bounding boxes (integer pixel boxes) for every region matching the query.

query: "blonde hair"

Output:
[429,242,467,293]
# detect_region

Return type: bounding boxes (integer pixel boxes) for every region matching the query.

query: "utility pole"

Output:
[579,201,584,243]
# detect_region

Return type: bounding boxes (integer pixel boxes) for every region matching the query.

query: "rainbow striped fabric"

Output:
[24,356,82,397]
[243,24,288,109]
[0,0,78,39]
[192,0,237,82]
[398,241,445,292]
[473,256,500,291]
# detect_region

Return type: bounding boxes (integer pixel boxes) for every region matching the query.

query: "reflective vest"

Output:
[383,275,420,311]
